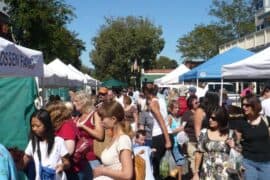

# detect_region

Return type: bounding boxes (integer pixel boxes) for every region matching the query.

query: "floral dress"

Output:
[197,129,235,180]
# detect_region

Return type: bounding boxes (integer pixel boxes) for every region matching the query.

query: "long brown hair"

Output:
[46,101,71,130]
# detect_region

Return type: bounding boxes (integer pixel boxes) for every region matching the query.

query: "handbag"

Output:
[72,113,93,163]
[39,165,56,180]
[72,135,91,163]
[227,130,242,180]
[134,154,146,180]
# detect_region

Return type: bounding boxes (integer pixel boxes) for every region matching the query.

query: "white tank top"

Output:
[151,98,172,137]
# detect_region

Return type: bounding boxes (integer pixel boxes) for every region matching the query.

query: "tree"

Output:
[177,24,227,60]
[177,0,256,60]
[153,56,178,69]
[4,0,85,68]
[209,0,256,39]
[90,16,164,87]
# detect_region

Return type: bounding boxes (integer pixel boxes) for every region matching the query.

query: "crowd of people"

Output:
[2,82,270,180]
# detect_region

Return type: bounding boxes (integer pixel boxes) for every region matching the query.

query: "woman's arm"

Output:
[194,108,205,139]
[77,112,105,141]
[56,155,70,173]
[150,100,172,149]
[93,149,133,180]
[64,140,75,155]
[168,115,184,134]
[133,111,139,129]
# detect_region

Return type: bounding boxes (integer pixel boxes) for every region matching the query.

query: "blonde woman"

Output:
[72,91,105,179]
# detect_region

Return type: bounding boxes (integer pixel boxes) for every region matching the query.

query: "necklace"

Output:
[248,116,261,126]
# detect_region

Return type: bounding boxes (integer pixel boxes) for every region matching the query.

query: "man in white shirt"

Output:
[261,85,270,117]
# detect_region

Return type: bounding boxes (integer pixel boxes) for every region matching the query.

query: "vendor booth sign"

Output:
[0,37,44,77]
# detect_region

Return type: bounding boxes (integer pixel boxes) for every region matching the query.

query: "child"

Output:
[133,130,146,148]
[22,109,70,180]
[168,100,186,180]
[133,130,155,180]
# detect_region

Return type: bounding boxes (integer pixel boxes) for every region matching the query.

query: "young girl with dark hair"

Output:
[22,109,70,180]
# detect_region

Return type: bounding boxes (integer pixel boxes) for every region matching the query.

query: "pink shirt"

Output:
[240,87,253,97]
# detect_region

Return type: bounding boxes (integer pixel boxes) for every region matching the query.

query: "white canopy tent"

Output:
[0,37,44,77]
[41,64,68,88]
[84,74,99,87]
[154,64,190,85]
[67,64,87,84]
[47,58,83,87]
[222,46,270,80]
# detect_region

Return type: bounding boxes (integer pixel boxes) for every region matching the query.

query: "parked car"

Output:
[202,82,241,106]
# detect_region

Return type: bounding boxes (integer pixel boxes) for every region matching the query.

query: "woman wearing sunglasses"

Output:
[235,95,270,180]
[193,107,238,180]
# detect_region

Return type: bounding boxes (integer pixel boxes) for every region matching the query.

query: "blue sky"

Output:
[65,0,214,68]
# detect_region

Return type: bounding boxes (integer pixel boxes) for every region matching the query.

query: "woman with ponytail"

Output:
[93,100,133,180]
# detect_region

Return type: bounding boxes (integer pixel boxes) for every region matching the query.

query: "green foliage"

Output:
[177,24,227,60]
[153,56,178,69]
[177,0,255,60]
[90,16,164,84]
[209,0,256,38]
[4,0,85,68]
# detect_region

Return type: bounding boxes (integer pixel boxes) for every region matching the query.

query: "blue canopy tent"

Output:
[179,47,254,83]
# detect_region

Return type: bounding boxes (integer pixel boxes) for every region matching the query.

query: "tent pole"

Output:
[196,78,199,89]
[96,80,98,95]
[41,77,45,108]
[220,78,224,106]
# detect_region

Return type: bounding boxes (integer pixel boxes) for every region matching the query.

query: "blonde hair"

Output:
[46,101,71,130]
[64,101,74,115]
[74,90,96,114]
[168,88,179,102]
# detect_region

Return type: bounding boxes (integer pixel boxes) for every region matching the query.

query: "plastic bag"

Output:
[176,131,189,145]
[159,150,177,178]
[229,148,242,170]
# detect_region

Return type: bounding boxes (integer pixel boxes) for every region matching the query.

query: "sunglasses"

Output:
[242,103,251,108]
[99,93,107,96]
[210,116,217,121]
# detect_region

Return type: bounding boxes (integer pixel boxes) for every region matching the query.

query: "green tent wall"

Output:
[0,77,37,150]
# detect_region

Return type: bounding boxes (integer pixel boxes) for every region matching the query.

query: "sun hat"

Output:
[179,86,188,96]
[188,86,197,94]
